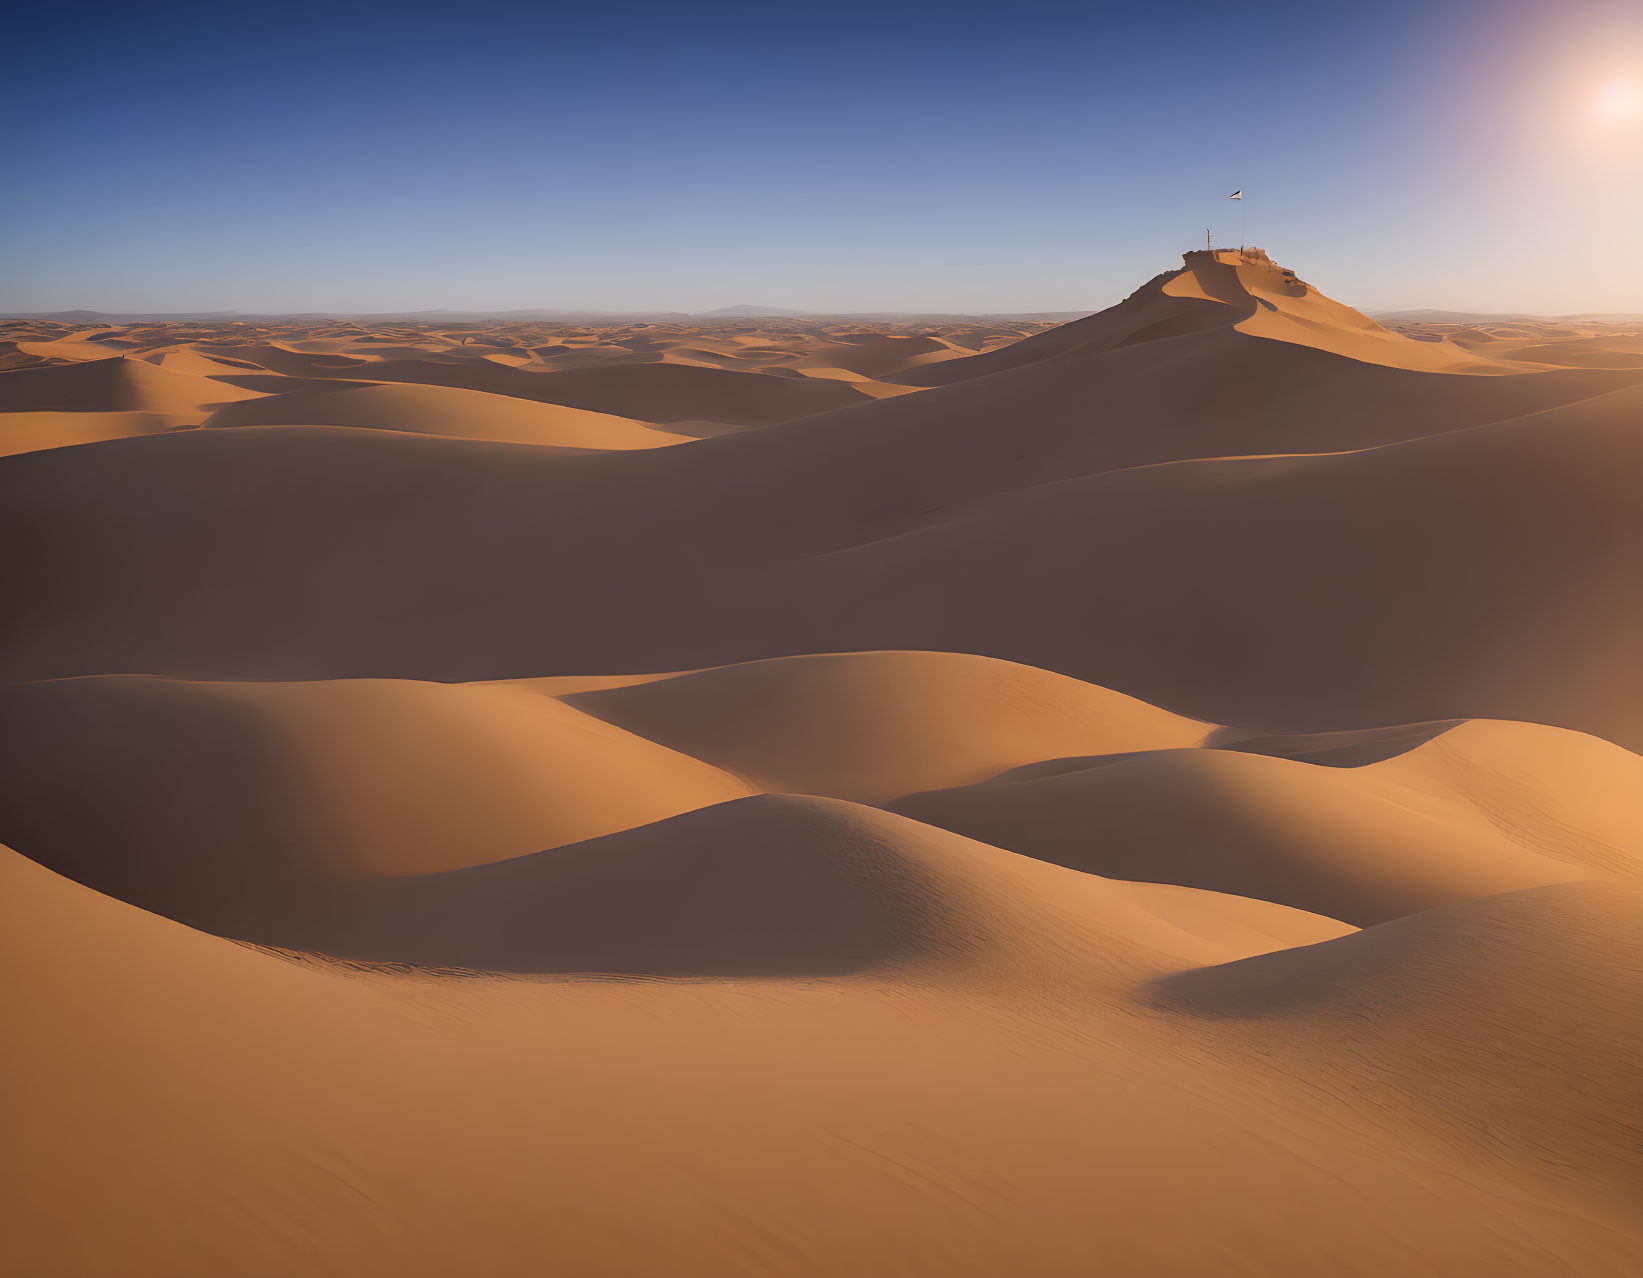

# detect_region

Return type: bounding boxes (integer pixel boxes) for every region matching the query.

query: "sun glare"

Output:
[1593,74,1642,122]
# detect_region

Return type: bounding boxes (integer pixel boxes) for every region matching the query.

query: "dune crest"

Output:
[205,379,693,448]
[564,650,1207,803]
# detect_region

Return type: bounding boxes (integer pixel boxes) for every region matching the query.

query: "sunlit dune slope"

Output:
[0,354,272,455]
[0,653,1200,944]
[0,353,260,414]
[1156,879,1643,1215]
[894,719,1643,924]
[204,379,692,448]
[6,838,1637,1278]
[6,656,1633,959]
[897,247,1513,387]
[564,651,1207,803]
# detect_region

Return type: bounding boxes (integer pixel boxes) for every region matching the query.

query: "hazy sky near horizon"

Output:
[4,0,1640,315]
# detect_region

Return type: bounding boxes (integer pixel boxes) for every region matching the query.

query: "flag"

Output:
[1229,190,1243,199]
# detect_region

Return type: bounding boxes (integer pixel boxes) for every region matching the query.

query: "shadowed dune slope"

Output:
[759,388,1643,748]
[182,795,1351,975]
[783,324,1639,510]
[499,359,877,423]
[1,386,1637,747]
[0,409,191,457]
[791,333,966,379]
[271,354,875,425]
[894,719,1643,925]
[0,675,750,942]
[204,380,692,448]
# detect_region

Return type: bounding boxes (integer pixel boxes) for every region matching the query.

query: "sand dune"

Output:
[0,674,749,942]
[7,832,1637,1277]
[894,719,1642,924]
[501,360,879,424]
[0,353,260,414]
[896,248,1511,387]
[758,384,1643,747]
[0,354,268,454]
[791,332,969,379]
[0,409,191,457]
[5,374,1634,749]
[195,794,1341,976]
[5,250,1641,1276]
[275,354,875,426]
[0,336,130,368]
[1156,879,1643,1214]
[7,657,1632,958]
[204,379,692,447]
[564,650,1205,801]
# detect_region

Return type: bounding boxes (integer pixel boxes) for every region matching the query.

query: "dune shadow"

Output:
[1205,720,1465,767]
[249,797,946,980]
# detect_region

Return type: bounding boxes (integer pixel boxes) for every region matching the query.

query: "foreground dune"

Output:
[1155,879,1643,1216]
[6,837,1638,1278]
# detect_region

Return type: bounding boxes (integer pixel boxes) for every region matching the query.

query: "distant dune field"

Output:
[3,248,1640,1278]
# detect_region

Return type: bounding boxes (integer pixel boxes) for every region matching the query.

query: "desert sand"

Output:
[2,247,1639,1277]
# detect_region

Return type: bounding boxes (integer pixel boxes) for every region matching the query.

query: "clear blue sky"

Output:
[3,0,1639,315]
